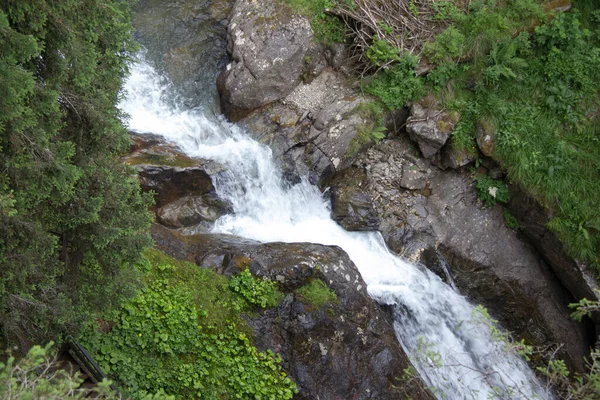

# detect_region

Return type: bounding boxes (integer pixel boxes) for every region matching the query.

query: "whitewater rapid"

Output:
[120,57,550,399]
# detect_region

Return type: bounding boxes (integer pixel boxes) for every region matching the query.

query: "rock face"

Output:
[239,69,372,188]
[128,134,231,232]
[351,136,592,371]
[217,0,317,120]
[406,103,456,158]
[330,168,379,231]
[151,224,433,400]
[508,185,600,332]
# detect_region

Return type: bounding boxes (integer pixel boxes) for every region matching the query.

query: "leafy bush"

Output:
[0,343,173,399]
[295,279,338,308]
[423,26,465,65]
[228,269,283,309]
[475,175,510,207]
[80,251,297,399]
[366,38,400,66]
[364,54,425,110]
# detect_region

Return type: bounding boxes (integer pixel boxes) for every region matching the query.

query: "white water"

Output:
[121,57,551,399]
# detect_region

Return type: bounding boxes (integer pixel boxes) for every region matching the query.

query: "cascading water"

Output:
[121,56,551,399]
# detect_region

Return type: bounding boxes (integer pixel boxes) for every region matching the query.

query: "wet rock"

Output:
[138,165,219,208]
[330,168,380,231]
[125,133,199,169]
[151,224,433,400]
[128,134,231,230]
[355,137,592,371]
[406,103,455,158]
[157,194,230,231]
[137,164,230,230]
[424,170,590,372]
[217,0,317,120]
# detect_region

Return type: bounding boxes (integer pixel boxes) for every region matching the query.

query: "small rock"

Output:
[476,120,496,157]
[406,104,454,159]
[400,164,428,190]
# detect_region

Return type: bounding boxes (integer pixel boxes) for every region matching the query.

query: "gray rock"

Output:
[151,224,433,400]
[157,194,229,230]
[330,168,380,231]
[131,136,231,230]
[476,120,496,157]
[406,104,455,158]
[355,137,592,372]
[507,185,600,333]
[440,143,477,169]
[217,0,315,120]
[238,74,371,188]
[400,163,428,190]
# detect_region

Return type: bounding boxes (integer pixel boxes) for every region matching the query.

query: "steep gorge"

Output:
[125,0,596,398]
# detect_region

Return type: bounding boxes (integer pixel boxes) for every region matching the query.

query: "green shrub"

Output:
[0,343,173,399]
[364,54,425,110]
[367,38,400,66]
[423,26,465,65]
[502,208,520,230]
[228,269,284,309]
[80,251,296,399]
[0,0,153,349]
[475,175,510,207]
[295,279,338,308]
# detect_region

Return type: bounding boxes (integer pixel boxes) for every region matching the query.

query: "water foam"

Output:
[120,57,551,399]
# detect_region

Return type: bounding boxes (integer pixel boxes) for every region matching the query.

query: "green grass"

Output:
[279,0,347,44]
[295,278,338,309]
[420,5,600,272]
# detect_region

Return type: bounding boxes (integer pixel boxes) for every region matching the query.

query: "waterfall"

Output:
[120,55,551,400]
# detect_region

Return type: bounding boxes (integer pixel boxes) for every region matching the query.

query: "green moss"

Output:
[279,0,346,44]
[295,279,338,308]
[502,208,520,230]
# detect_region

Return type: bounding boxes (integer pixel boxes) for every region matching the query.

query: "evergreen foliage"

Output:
[0,0,153,349]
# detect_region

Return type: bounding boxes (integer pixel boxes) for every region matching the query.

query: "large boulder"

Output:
[355,136,592,372]
[127,134,231,231]
[217,0,317,120]
[151,224,433,400]
[406,103,456,159]
[239,69,374,187]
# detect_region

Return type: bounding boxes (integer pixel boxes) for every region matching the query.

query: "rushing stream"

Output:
[123,0,557,388]
[121,54,552,400]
